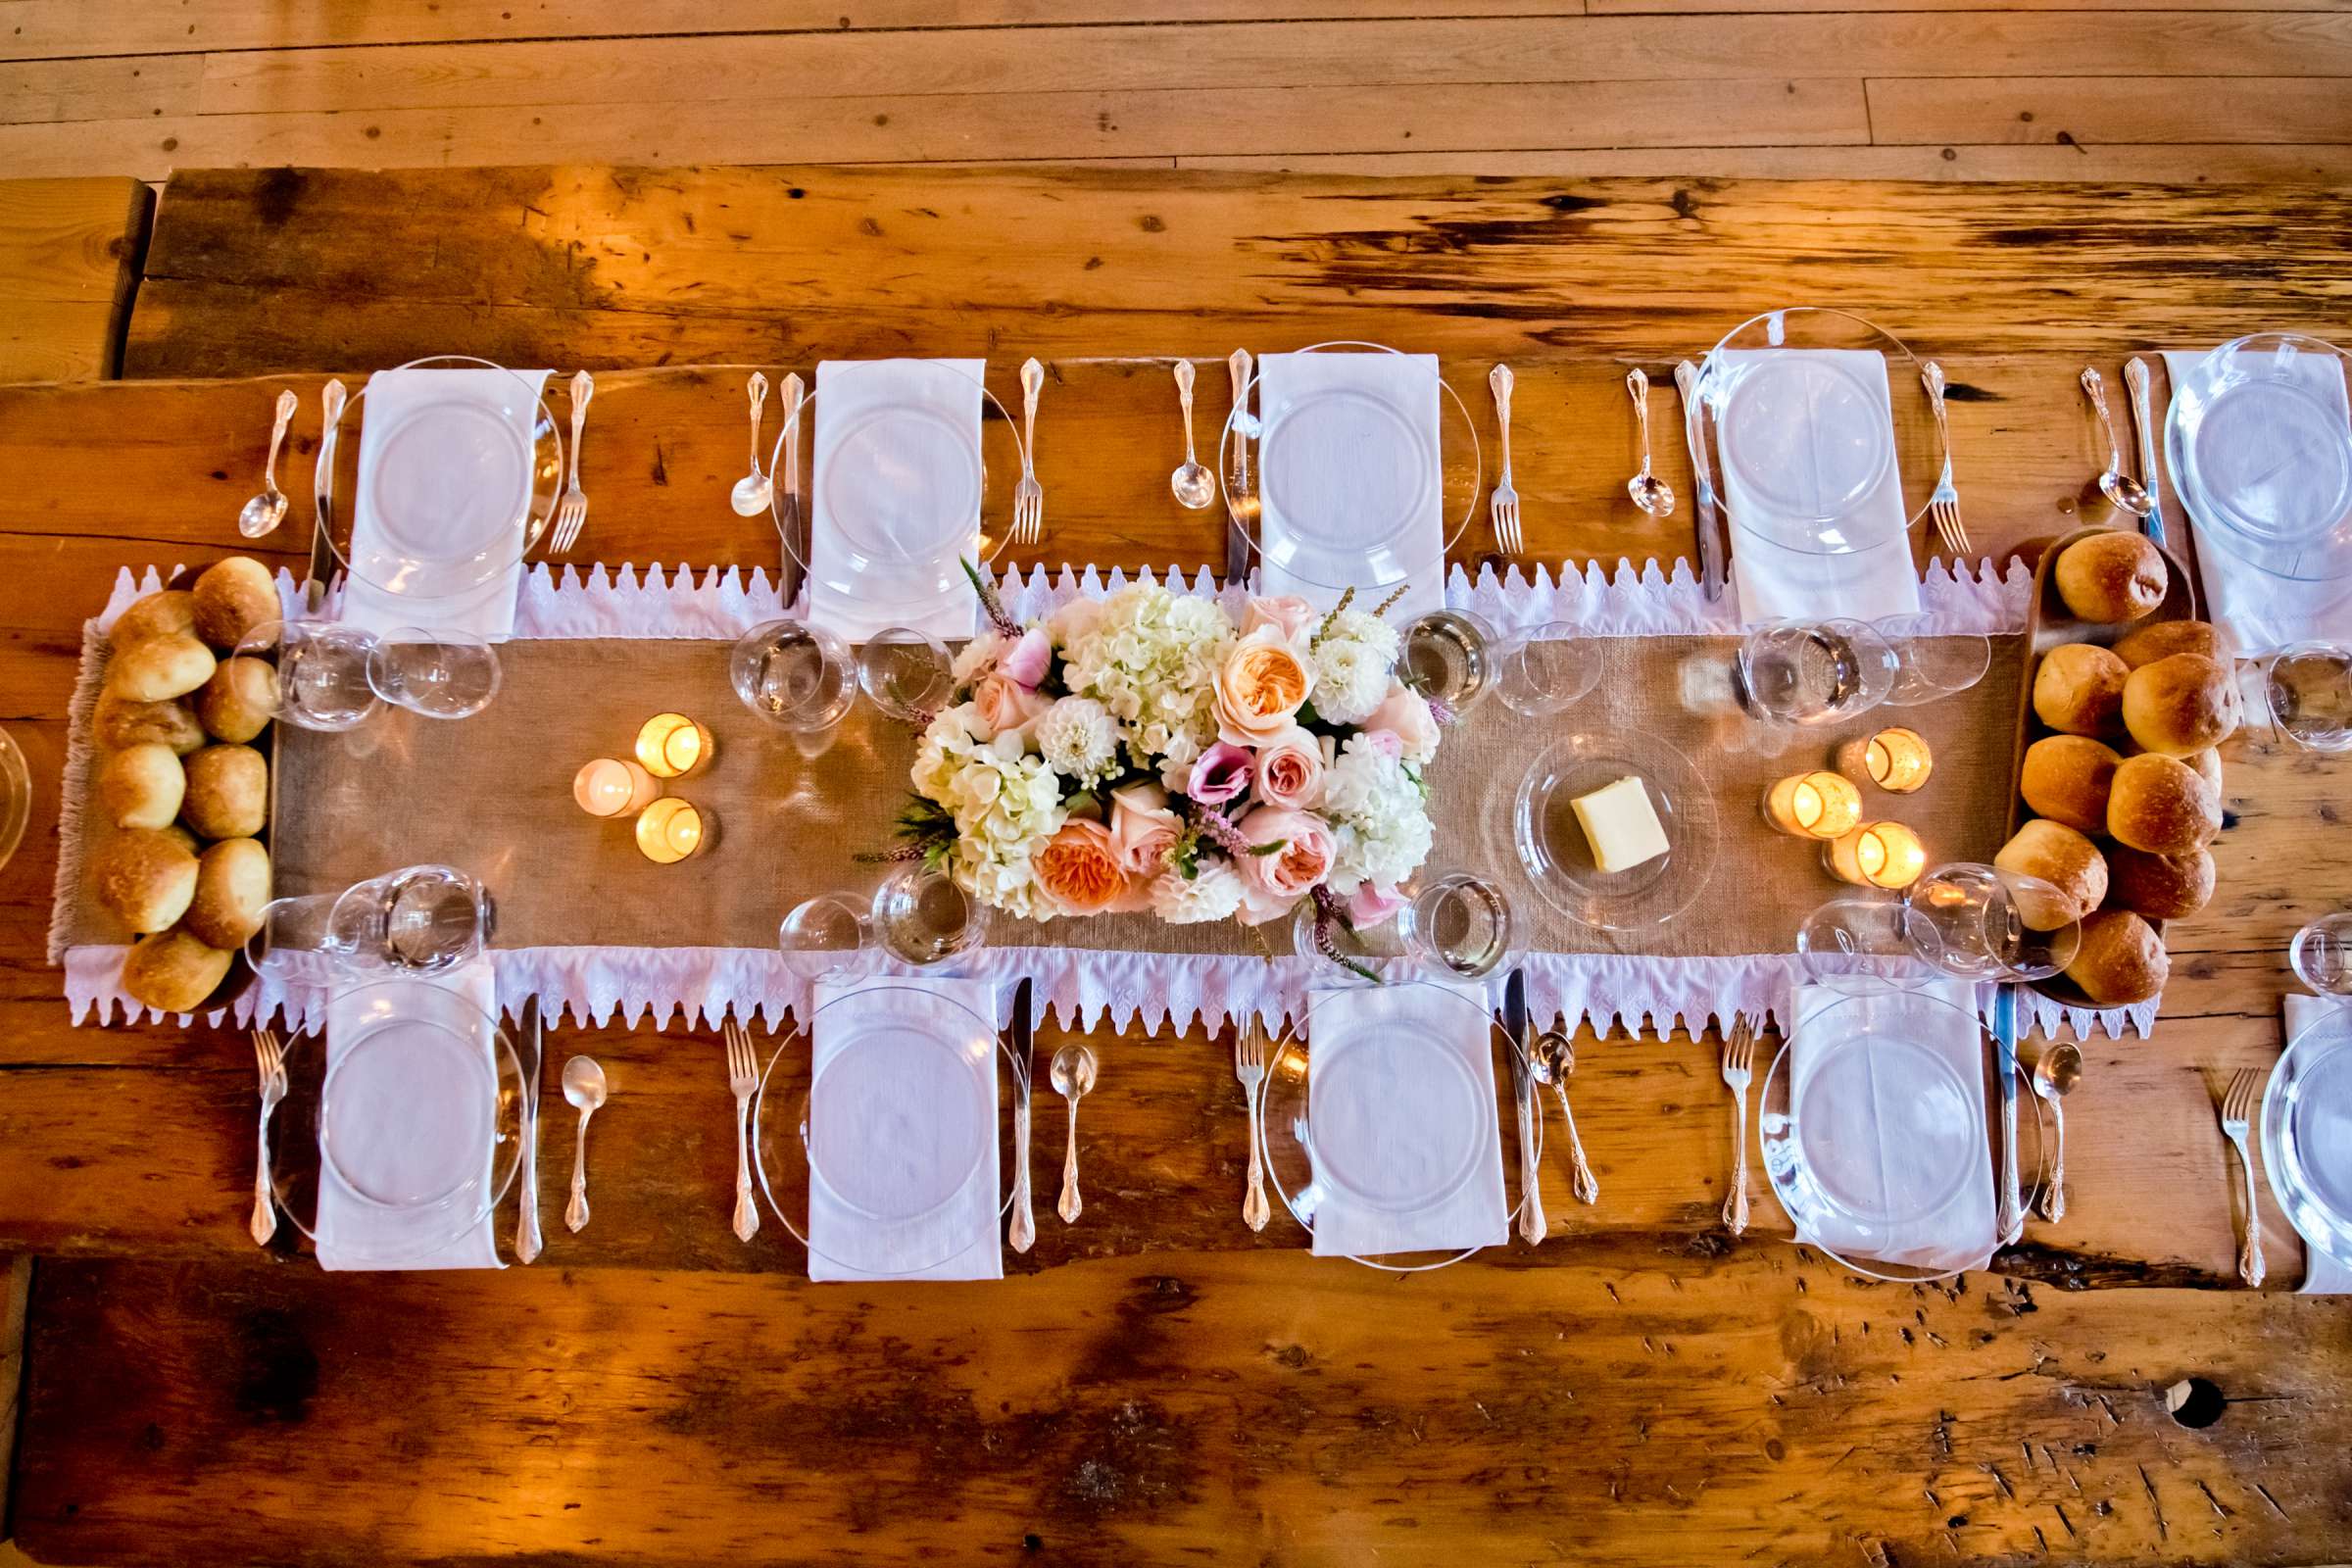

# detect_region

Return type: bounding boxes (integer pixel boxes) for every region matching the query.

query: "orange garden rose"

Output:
[1032,818,1140,916]
[1213,628,1315,747]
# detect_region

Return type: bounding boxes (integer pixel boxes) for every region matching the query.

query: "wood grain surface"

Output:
[0,175,150,382]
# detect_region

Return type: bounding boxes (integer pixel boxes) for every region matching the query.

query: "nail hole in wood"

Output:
[2166,1376,2226,1429]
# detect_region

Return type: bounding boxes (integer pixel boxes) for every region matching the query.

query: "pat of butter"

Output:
[1570,775,1669,874]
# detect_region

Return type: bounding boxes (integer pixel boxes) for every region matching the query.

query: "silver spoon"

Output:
[1624,368,1676,518]
[562,1054,608,1233]
[1528,1029,1598,1205]
[2030,1042,2082,1223]
[1169,361,1214,510]
[1050,1043,1098,1223]
[729,371,773,517]
[238,388,299,539]
[2080,367,2154,519]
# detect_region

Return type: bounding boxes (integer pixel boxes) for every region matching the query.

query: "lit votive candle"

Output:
[635,712,712,779]
[1838,726,1935,794]
[1825,821,1928,891]
[1763,770,1864,840]
[573,757,661,819]
[635,798,713,863]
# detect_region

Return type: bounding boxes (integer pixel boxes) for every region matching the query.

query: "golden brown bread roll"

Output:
[195,656,277,743]
[100,742,185,830]
[2123,653,2238,757]
[181,743,268,840]
[2108,752,2221,855]
[2064,909,2170,1006]
[109,590,196,649]
[90,827,200,934]
[185,837,271,950]
[2113,618,2226,670]
[2108,844,2216,921]
[1995,819,2109,930]
[191,557,279,649]
[2055,531,2168,623]
[109,633,217,703]
[120,925,234,1014]
[2183,748,2224,793]
[92,687,205,755]
[2033,643,2129,737]
[2019,735,2122,835]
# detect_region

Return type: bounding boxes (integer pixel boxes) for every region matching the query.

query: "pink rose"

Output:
[1348,882,1406,928]
[1213,628,1315,747]
[1108,783,1183,877]
[1359,727,1403,761]
[1251,725,1325,811]
[1000,627,1052,689]
[1187,741,1253,806]
[1363,680,1440,762]
[1232,807,1336,924]
[1242,595,1318,644]
[973,671,1050,738]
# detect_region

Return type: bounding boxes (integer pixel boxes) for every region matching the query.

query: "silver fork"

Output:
[723,1018,760,1242]
[249,1028,287,1246]
[1488,363,1523,558]
[1920,362,1972,558]
[2221,1068,2267,1288]
[1718,1017,1755,1236]
[1234,1022,1270,1232]
[551,369,592,554]
[1013,357,1044,546]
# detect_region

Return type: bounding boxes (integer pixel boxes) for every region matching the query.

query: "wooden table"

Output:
[5,167,2352,1567]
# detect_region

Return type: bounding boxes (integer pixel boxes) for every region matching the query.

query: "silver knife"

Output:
[775,371,807,611]
[1503,968,1544,1246]
[515,993,544,1264]
[1674,361,1725,602]
[306,377,346,612]
[2123,358,2169,550]
[1008,977,1036,1253]
[1224,349,1253,589]
[1992,982,2022,1247]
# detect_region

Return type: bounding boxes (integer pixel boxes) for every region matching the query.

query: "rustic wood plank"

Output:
[1181,144,2352,180]
[0,175,151,381]
[0,53,198,125]
[16,1254,2352,1566]
[1871,75,2352,145]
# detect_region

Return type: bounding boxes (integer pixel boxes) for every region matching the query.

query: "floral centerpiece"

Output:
[888,570,1440,944]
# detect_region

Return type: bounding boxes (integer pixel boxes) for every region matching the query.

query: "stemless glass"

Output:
[731,617,857,734]
[366,625,501,719]
[1875,612,1991,708]
[2292,913,2352,999]
[2261,643,2352,752]
[858,626,955,723]
[1289,898,1408,981]
[1902,861,2081,982]
[1396,871,1514,981]
[1493,623,1601,717]
[236,618,382,732]
[779,892,876,981]
[871,862,988,967]
[1735,618,1900,726]
[1397,610,1495,713]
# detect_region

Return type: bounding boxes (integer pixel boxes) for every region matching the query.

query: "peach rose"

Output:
[1233,807,1336,923]
[1251,725,1325,811]
[1363,680,1440,762]
[974,671,1050,739]
[1033,818,1143,916]
[1108,783,1183,877]
[1242,595,1319,644]
[1214,628,1315,747]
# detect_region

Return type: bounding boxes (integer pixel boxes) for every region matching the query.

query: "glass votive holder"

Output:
[573,757,662,819]
[635,712,713,779]
[1837,726,1934,794]
[1824,821,1927,890]
[635,798,714,863]
[1762,770,1863,840]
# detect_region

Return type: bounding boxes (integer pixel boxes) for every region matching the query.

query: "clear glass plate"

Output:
[2262,1005,2352,1272]
[2169,332,2352,581]
[1513,729,1720,933]
[0,725,27,874]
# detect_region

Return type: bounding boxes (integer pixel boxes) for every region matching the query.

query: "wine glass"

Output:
[2291,913,2352,1000]
[1396,871,1514,980]
[778,892,875,981]
[1493,623,1601,717]
[870,862,987,967]
[1902,861,2081,982]
[1796,893,1939,993]
[1735,619,1900,726]
[730,617,856,734]
[366,625,502,719]
[235,618,382,732]
[858,626,955,723]
[1875,612,1991,708]
[2259,643,2352,752]
[332,864,496,975]
[1397,610,1494,713]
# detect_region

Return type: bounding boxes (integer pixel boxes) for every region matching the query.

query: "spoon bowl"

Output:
[730,471,775,517]
[1049,1044,1098,1224]
[238,490,290,539]
[564,1054,609,1112]
[1171,461,1215,510]
[1628,473,1677,518]
[2029,1042,2082,1223]
[2098,469,2155,520]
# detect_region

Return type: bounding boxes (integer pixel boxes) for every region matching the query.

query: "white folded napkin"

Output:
[1788,978,1993,1274]
[342,368,550,642]
[1720,349,1923,625]
[807,974,1003,1283]
[1304,980,1509,1258]
[315,956,505,1271]
[1254,351,1446,621]
[2279,994,2352,1293]
[807,359,986,644]
[2163,349,2352,655]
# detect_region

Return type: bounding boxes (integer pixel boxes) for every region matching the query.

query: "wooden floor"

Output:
[2,3,2351,185]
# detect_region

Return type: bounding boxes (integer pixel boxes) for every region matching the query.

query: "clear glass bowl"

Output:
[2169,332,2352,582]
[1513,729,1720,932]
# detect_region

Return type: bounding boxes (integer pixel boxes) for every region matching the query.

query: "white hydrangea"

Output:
[912,703,1068,917]
[1313,637,1392,725]
[1320,608,1400,666]
[1037,695,1117,784]
[951,631,1010,686]
[1321,734,1434,894]
[1151,862,1246,924]
[1057,583,1234,771]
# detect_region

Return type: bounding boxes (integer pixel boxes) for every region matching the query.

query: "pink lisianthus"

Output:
[1187,741,1254,806]
[1000,627,1053,689]
[1347,882,1406,928]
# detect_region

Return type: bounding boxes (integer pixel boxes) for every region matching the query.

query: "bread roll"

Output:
[2108,844,2216,921]
[109,590,196,649]
[109,633,217,703]
[181,743,268,840]
[2114,618,2226,670]
[2064,909,2169,1006]
[90,827,200,933]
[2019,735,2122,835]
[1995,819,2109,930]
[2055,531,2168,623]
[2123,653,2238,757]
[93,687,205,755]
[2034,643,2130,737]
[195,656,277,743]
[120,926,234,1014]
[191,557,279,649]
[2108,752,2221,855]
[100,742,185,830]
[2183,748,2224,793]
[185,837,271,950]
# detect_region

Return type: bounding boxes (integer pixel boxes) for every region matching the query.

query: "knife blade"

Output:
[1991,982,2022,1248]
[2123,357,2169,551]
[1503,968,1544,1246]
[775,371,807,611]
[1008,977,1036,1253]
[1224,349,1253,590]
[1673,361,1725,603]
[306,378,346,612]
[514,993,544,1264]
